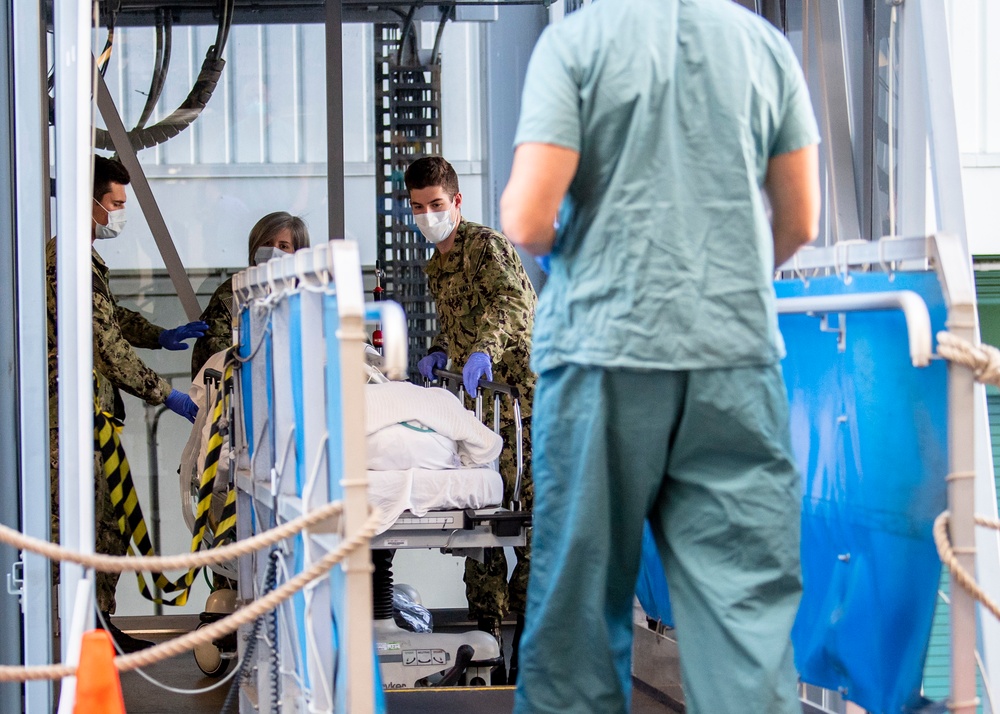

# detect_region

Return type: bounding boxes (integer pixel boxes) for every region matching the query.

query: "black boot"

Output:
[508,613,525,685]
[97,611,155,653]
[477,616,506,685]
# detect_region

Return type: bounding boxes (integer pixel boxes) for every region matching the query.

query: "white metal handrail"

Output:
[776,290,933,368]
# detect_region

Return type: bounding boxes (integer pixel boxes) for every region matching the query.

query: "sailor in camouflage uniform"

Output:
[406,156,537,682]
[46,156,204,651]
[191,211,309,379]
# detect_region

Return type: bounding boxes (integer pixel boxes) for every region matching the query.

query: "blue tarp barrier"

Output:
[780,272,948,714]
[636,522,673,628]
[634,272,948,714]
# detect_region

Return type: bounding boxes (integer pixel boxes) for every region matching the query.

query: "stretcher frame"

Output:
[366,358,530,689]
[370,368,530,554]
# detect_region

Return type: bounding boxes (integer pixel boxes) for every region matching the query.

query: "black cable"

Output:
[430,6,452,66]
[145,12,174,122]
[135,9,165,131]
[219,551,280,714]
[158,14,173,103]
[210,0,236,62]
[92,50,226,152]
[97,0,122,77]
[220,0,236,57]
[266,555,281,709]
[97,28,114,78]
[91,0,227,150]
[396,5,418,65]
[209,0,227,61]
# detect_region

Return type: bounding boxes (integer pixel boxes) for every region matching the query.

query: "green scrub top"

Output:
[514,0,820,374]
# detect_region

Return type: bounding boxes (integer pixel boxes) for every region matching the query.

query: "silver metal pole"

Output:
[53,0,96,656]
[0,0,26,710]
[12,0,55,709]
[326,0,345,240]
[813,0,862,243]
[896,0,927,238]
[917,1,970,258]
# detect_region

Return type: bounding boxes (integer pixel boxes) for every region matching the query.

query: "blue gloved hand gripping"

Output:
[159,321,209,351]
[462,351,493,394]
[417,351,448,381]
[164,389,198,423]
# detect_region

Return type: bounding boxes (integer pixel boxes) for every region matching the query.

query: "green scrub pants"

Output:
[514,364,802,714]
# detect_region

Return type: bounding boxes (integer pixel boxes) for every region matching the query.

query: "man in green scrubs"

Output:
[500,0,821,711]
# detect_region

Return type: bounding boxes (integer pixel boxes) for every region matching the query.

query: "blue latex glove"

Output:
[535,255,551,275]
[158,321,209,351]
[462,351,493,394]
[164,389,198,423]
[417,351,448,381]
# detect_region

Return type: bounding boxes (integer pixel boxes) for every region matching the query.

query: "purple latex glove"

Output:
[164,389,198,423]
[462,351,492,394]
[158,321,209,350]
[417,351,448,381]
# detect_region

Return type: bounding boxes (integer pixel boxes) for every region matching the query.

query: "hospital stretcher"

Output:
[367,367,531,688]
[184,345,530,687]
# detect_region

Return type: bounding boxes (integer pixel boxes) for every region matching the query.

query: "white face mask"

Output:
[93,199,126,240]
[414,209,456,245]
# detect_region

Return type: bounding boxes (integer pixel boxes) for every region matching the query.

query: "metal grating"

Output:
[374,23,442,379]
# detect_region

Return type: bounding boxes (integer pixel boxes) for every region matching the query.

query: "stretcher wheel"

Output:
[193,622,231,677]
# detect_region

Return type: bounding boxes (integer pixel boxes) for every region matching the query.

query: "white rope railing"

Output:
[937,331,1000,387]
[934,511,1000,623]
[0,500,342,573]
[934,331,1000,620]
[0,504,380,682]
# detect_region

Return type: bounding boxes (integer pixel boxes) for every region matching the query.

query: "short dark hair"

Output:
[404,156,460,199]
[93,156,130,201]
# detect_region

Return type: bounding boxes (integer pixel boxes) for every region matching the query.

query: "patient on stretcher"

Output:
[365,381,505,533]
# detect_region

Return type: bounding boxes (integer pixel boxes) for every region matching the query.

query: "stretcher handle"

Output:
[429,368,525,509]
[431,368,520,399]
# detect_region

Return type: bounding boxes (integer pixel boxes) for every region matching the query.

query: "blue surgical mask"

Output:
[93,199,126,240]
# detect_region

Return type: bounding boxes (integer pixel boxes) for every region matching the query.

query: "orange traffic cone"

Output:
[73,629,125,714]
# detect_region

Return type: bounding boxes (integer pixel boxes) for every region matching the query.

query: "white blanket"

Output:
[367,422,461,471]
[367,467,504,534]
[365,382,502,467]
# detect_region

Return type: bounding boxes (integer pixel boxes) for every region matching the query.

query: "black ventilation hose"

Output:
[220,550,280,714]
[265,552,281,709]
[134,8,172,132]
[94,55,226,153]
[372,550,395,621]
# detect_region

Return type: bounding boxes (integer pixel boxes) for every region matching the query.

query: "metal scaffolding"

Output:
[374,22,442,379]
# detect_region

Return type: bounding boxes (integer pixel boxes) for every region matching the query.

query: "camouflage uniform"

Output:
[425,219,537,620]
[191,276,235,379]
[46,238,172,613]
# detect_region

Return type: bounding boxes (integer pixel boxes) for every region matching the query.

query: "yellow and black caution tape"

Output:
[93,362,237,606]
